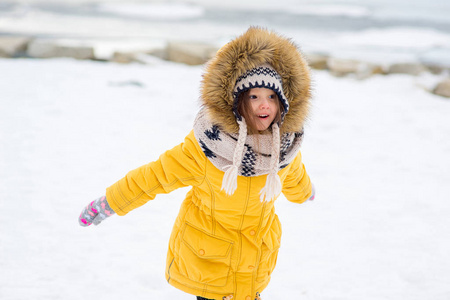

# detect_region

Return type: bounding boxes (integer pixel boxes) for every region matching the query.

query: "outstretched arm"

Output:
[106,131,206,216]
[78,131,206,226]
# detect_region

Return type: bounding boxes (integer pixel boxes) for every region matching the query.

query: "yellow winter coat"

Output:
[106,27,313,300]
[106,131,312,299]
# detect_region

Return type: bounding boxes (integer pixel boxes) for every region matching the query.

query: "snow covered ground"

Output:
[1,57,450,300]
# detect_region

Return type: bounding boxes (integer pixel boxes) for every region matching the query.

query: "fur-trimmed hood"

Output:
[200,27,311,135]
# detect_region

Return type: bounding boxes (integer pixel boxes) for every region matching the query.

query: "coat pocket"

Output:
[178,222,233,287]
[256,225,281,283]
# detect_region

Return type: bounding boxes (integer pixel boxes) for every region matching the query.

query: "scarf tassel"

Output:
[260,172,282,202]
[260,123,281,202]
[221,165,239,195]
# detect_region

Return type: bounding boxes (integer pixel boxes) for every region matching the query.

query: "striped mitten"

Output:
[79,196,115,226]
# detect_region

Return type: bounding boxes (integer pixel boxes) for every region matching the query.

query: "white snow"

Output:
[95,3,205,20]
[289,4,371,18]
[0,57,450,300]
[318,27,450,66]
[336,27,450,50]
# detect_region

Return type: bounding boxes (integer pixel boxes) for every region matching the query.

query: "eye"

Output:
[248,94,257,100]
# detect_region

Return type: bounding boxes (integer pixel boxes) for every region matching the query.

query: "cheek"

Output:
[270,101,279,111]
[250,102,259,113]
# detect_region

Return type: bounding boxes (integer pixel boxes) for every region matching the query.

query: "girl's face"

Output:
[247,88,279,131]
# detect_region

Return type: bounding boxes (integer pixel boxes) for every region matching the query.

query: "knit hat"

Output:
[232,63,289,122]
[221,64,288,202]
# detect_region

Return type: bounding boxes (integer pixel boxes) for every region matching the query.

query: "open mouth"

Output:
[258,115,269,119]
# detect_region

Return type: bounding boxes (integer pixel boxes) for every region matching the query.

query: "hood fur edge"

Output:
[200,26,312,135]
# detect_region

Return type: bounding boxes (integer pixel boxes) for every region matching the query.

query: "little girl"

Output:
[79,27,315,300]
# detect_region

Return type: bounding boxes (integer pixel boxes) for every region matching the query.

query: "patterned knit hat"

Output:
[232,63,289,122]
[221,64,286,202]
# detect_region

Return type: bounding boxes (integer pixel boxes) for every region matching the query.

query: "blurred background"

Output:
[1,0,450,66]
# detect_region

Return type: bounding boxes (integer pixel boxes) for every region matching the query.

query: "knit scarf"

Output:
[193,109,304,201]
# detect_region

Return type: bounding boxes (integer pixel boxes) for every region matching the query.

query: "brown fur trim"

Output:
[200,26,311,135]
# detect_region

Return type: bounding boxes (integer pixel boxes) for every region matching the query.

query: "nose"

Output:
[259,99,270,109]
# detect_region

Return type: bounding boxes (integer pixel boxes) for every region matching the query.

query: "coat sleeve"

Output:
[105,130,206,215]
[282,151,314,204]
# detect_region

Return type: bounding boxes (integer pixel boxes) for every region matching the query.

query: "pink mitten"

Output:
[79,196,115,226]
